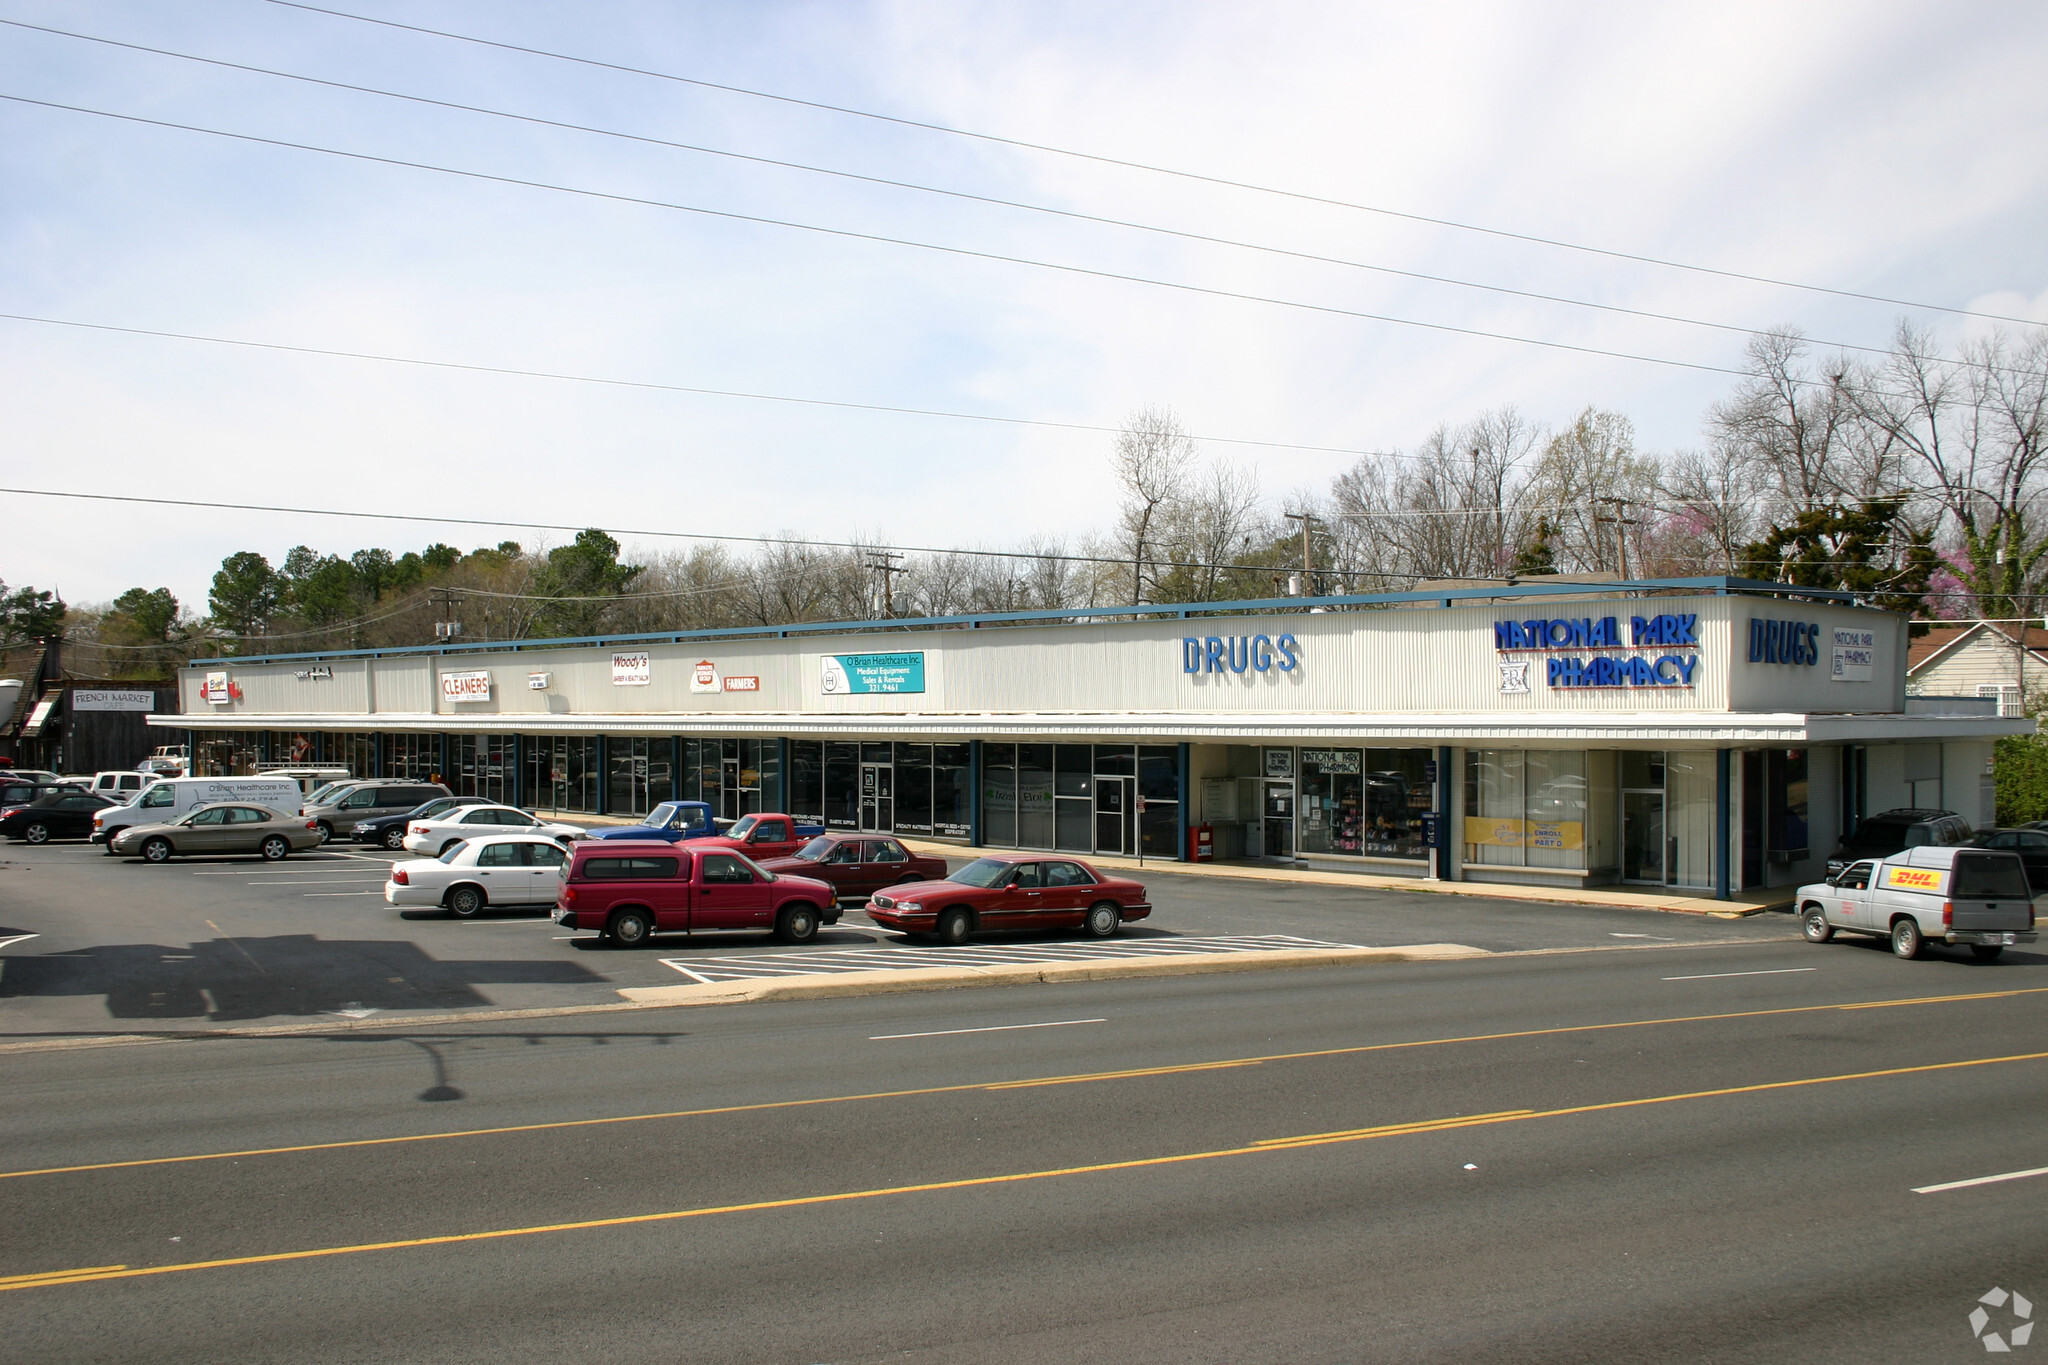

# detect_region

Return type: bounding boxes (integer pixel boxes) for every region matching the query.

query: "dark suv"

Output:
[1828,808,1971,876]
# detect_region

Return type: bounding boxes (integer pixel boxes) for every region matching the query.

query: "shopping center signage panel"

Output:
[439,670,492,702]
[821,652,925,694]
[1493,614,1700,691]
[1180,633,1300,674]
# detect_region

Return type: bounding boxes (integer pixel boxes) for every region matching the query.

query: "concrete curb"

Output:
[613,943,1490,1007]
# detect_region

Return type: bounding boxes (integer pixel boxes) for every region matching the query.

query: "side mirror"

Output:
[1004,882,1021,893]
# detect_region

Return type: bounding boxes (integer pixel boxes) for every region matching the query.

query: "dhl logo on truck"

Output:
[1881,866,1946,892]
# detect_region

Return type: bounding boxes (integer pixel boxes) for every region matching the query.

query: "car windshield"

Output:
[411,798,457,818]
[728,814,759,839]
[949,857,1013,889]
[306,782,351,807]
[437,841,469,864]
[792,836,833,861]
[645,802,681,827]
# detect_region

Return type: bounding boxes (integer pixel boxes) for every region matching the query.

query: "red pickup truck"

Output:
[553,839,837,948]
[689,812,822,862]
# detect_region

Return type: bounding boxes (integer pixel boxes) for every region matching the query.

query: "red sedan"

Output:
[755,833,949,903]
[867,853,1150,945]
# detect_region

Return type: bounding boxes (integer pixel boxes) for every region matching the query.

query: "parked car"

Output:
[0,790,119,843]
[689,812,827,863]
[867,853,1150,944]
[0,769,61,785]
[108,802,327,863]
[1965,828,2048,893]
[302,781,452,842]
[401,803,581,856]
[85,770,162,803]
[1826,808,1971,876]
[587,800,722,843]
[755,834,948,903]
[94,776,308,849]
[1796,844,2037,961]
[2,777,80,813]
[140,746,189,774]
[552,839,837,947]
[355,795,496,849]
[385,835,571,917]
[254,765,353,798]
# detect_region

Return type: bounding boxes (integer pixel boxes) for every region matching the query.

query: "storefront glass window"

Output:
[607,737,651,817]
[823,742,859,829]
[1298,748,1363,855]
[326,732,374,782]
[1465,749,1528,867]
[787,741,825,824]
[1018,744,1055,848]
[1054,744,1091,851]
[454,734,513,804]
[894,743,933,834]
[1139,745,1180,857]
[525,736,599,814]
[932,743,972,838]
[1524,751,1587,869]
[984,744,1017,845]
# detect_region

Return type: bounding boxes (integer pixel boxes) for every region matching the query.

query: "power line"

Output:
[0,92,1766,380]
[0,485,1395,579]
[264,0,2048,331]
[0,312,1390,462]
[0,16,1985,371]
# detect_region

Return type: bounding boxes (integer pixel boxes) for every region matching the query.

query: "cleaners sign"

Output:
[1493,614,1700,690]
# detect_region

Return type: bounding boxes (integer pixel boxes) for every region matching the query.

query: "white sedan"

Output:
[385,834,571,917]
[399,803,582,856]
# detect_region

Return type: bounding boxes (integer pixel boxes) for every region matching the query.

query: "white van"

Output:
[92,776,309,848]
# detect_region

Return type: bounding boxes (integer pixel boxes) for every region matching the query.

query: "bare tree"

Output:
[1525,408,1659,574]
[1111,407,1197,604]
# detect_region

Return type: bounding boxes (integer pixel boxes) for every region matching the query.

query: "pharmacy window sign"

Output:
[821,652,925,695]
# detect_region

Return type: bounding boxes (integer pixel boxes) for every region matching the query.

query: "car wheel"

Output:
[608,908,653,947]
[934,907,974,946]
[382,826,406,850]
[141,837,173,863]
[1891,917,1923,960]
[22,823,50,845]
[316,821,335,842]
[1971,945,2005,962]
[447,885,485,919]
[1801,905,1833,943]
[775,903,820,945]
[1083,901,1122,938]
[439,840,463,857]
[259,835,290,861]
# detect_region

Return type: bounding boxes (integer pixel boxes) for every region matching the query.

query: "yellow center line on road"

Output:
[7,1048,2046,1295]
[5,984,2045,1184]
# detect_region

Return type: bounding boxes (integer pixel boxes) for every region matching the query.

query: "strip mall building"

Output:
[157,578,2026,900]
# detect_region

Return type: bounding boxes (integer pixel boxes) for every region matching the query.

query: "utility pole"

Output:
[864,552,909,618]
[429,589,464,642]
[1592,497,1639,579]
[1283,512,1323,595]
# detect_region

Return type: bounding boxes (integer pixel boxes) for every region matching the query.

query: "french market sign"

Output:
[71,689,156,712]
[1493,614,1700,691]
[821,652,924,694]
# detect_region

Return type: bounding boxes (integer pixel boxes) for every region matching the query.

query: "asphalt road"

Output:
[0,839,1792,1032]
[3,937,2044,1362]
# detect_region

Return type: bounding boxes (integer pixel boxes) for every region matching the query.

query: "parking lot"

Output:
[0,837,1798,1034]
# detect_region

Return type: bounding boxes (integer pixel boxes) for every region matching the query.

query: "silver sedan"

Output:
[110,802,327,863]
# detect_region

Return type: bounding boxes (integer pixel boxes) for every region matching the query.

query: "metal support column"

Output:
[774,737,789,811]
[671,737,684,803]
[1435,745,1456,881]
[1715,748,1732,900]
[968,740,983,846]
[1177,742,1191,861]
[596,735,610,816]
[373,732,384,780]
[512,734,525,810]
[437,733,449,786]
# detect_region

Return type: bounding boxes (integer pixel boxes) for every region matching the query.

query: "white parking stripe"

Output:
[246,879,388,886]
[1913,1165,2048,1194]
[657,934,1364,983]
[1662,968,1818,981]
[870,1018,1106,1040]
[304,892,382,898]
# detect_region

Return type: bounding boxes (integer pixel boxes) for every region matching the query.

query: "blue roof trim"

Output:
[188,575,1865,667]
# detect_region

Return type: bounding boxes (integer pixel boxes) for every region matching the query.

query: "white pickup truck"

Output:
[1797,845,2038,961]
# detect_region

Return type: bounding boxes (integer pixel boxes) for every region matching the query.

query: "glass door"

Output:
[1622,790,1666,883]
[859,763,893,831]
[721,759,741,822]
[1094,777,1132,855]
[1263,781,1295,858]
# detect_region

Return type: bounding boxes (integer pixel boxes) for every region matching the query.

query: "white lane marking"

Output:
[194,867,372,876]
[1914,1165,2048,1194]
[1662,967,1819,981]
[246,879,389,886]
[870,1018,1107,1041]
[1610,933,1675,940]
[0,933,40,951]
[303,892,382,898]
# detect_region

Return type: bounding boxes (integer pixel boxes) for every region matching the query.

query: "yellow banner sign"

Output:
[1467,818,1584,852]
[1881,865,1945,892]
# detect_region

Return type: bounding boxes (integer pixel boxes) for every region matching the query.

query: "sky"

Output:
[3,0,2046,611]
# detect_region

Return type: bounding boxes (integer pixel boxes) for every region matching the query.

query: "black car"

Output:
[1967,828,2048,894]
[0,790,118,844]
[353,794,497,849]
[0,778,85,813]
[1826,808,1971,876]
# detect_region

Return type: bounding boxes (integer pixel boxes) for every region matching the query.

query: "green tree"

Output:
[0,579,67,642]
[1511,519,1560,577]
[104,587,179,641]
[531,530,642,636]
[1995,734,2048,826]
[208,551,280,641]
[422,543,461,574]
[349,548,397,602]
[1734,498,1938,623]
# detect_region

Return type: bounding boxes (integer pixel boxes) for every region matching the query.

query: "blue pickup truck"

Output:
[589,802,825,860]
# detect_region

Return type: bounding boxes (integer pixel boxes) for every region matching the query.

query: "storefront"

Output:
[158,579,2026,895]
